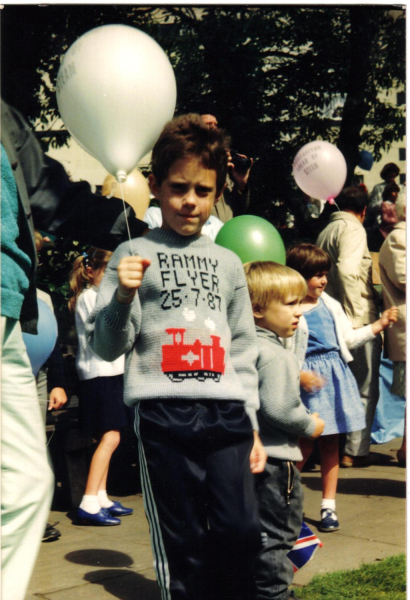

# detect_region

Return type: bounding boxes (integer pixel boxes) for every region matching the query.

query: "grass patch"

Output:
[294,554,406,599]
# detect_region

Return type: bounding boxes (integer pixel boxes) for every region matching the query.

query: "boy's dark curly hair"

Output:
[151,113,231,195]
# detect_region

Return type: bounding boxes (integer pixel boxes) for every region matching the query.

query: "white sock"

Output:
[79,495,101,514]
[321,499,336,512]
[98,490,114,509]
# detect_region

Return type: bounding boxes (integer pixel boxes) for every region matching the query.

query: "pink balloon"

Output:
[293,141,347,200]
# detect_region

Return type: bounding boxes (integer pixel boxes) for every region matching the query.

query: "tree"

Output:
[337,7,406,184]
[2,4,405,232]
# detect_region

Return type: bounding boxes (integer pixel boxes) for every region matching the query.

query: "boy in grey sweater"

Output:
[244,262,324,600]
[87,114,266,600]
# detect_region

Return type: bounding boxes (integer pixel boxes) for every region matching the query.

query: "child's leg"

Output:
[96,466,113,509]
[80,430,120,514]
[85,430,120,495]
[254,460,303,600]
[83,432,133,516]
[98,465,109,493]
[136,400,260,600]
[318,434,340,532]
[296,437,315,471]
[318,434,339,500]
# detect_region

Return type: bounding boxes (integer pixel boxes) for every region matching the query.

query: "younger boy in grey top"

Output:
[244,261,324,600]
[256,325,316,460]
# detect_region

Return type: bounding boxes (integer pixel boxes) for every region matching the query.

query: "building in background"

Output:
[322,89,406,192]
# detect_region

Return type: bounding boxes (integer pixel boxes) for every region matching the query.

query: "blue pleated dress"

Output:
[300,299,366,436]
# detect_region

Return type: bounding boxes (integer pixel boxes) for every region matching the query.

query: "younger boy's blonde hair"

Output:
[244,261,307,312]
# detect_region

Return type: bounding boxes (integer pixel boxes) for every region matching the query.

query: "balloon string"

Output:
[379,280,396,329]
[381,281,396,307]
[327,197,341,211]
[118,182,135,256]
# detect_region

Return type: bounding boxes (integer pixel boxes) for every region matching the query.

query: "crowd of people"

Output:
[1,104,406,600]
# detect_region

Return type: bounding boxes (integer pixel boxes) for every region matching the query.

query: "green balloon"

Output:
[215,215,286,264]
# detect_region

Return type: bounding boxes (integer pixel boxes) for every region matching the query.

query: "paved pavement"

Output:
[26,438,406,599]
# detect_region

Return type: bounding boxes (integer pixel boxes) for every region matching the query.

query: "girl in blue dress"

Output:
[286,244,398,533]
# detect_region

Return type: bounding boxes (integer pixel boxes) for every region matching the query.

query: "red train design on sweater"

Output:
[162,328,225,382]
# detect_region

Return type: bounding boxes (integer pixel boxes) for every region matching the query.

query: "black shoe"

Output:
[43,522,61,542]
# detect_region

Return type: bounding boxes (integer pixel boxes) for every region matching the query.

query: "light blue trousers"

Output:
[346,333,383,457]
[1,317,54,600]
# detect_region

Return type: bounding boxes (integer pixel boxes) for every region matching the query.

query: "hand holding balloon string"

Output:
[116,255,151,304]
[376,305,398,331]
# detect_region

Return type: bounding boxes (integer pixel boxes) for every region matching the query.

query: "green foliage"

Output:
[1,5,405,229]
[296,554,406,599]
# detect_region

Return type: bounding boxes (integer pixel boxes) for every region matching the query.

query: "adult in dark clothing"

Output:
[367,181,400,252]
[201,113,253,222]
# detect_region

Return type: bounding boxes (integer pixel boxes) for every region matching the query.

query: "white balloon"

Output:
[292,141,347,200]
[56,24,177,181]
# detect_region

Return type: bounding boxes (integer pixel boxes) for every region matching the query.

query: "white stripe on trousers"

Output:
[134,404,172,600]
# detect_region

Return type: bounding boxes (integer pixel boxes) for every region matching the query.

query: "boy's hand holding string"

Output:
[116,256,151,304]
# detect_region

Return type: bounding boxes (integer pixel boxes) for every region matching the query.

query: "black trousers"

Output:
[135,400,261,600]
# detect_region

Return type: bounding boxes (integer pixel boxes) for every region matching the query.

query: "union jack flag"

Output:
[287,521,323,572]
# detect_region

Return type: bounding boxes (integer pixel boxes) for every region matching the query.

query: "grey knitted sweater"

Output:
[86,228,260,430]
[256,326,315,461]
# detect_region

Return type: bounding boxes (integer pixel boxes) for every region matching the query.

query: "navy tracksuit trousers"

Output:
[135,400,261,600]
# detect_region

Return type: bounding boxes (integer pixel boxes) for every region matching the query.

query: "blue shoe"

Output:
[319,508,340,532]
[107,501,133,516]
[77,507,121,526]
